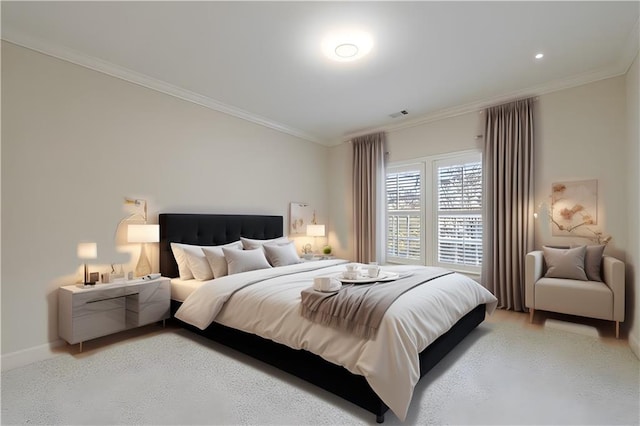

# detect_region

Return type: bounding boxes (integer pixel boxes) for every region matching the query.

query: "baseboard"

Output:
[629,331,640,361]
[1,339,67,372]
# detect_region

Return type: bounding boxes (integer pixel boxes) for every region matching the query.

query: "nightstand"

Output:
[58,277,170,352]
[302,255,335,261]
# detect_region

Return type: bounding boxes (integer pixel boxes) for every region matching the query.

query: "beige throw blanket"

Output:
[300,268,453,339]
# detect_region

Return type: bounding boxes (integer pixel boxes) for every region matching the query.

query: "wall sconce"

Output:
[306,224,325,253]
[77,242,97,286]
[123,198,148,222]
[128,224,159,277]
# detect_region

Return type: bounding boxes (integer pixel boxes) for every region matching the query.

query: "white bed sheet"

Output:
[175,260,498,420]
[170,278,204,302]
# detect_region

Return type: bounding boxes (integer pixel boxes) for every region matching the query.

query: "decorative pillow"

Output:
[202,241,243,279]
[542,246,588,281]
[181,244,214,281]
[241,236,290,250]
[222,247,272,275]
[170,243,194,280]
[571,244,605,282]
[263,241,302,267]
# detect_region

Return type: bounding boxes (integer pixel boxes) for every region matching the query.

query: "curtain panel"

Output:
[352,132,386,264]
[481,98,535,311]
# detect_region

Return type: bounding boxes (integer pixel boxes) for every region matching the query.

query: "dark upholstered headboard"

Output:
[159,214,284,278]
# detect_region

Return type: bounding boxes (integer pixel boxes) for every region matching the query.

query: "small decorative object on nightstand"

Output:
[77,242,97,286]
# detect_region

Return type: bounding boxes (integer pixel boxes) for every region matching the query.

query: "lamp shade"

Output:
[127,224,159,243]
[77,242,97,260]
[306,224,325,237]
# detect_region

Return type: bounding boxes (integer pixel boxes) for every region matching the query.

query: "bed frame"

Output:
[159,213,486,423]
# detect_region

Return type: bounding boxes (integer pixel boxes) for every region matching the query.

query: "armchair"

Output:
[525,250,625,338]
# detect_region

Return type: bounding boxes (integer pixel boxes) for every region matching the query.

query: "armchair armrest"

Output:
[602,255,625,322]
[525,251,544,309]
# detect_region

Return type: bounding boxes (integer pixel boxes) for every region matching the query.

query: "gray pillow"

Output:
[263,241,301,267]
[222,247,272,275]
[202,241,243,279]
[240,236,290,250]
[572,244,605,282]
[542,246,588,281]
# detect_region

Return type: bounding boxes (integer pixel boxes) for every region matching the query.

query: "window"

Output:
[435,156,483,270]
[386,151,482,273]
[386,165,423,263]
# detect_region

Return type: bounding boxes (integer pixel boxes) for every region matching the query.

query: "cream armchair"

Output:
[525,251,625,338]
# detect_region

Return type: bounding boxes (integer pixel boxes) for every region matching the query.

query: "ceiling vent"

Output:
[389,110,409,118]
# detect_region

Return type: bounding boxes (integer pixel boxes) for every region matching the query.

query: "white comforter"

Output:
[175,260,498,420]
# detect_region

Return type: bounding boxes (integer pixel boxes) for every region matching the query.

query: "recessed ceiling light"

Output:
[535,53,544,59]
[322,31,373,62]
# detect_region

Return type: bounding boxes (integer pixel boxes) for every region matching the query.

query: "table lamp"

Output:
[128,224,159,277]
[77,242,97,286]
[306,224,325,254]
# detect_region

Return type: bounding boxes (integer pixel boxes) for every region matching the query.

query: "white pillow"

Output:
[263,241,301,267]
[181,244,214,281]
[223,247,272,275]
[170,243,194,280]
[241,236,290,250]
[202,241,243,279]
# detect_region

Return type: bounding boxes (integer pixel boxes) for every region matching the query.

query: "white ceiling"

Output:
[2,1,639,145]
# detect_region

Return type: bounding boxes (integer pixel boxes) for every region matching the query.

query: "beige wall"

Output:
[625,52,640,358]
[3,39,638,362]
[1,42,329,356]
[533,77,628,259]
[329,73,635,343]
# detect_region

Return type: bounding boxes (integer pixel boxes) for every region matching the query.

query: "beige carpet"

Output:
[1,311,638,425]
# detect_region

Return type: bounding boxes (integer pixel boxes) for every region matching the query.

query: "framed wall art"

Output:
[289,202,314,235]
[550,179,597,236]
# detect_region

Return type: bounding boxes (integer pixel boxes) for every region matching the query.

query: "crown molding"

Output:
[1,29,326,146]
[620,17,640,73]
[340,59,630,144]
[4,24,636,149]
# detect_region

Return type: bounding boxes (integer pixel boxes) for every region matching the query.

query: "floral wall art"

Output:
[549,179,609,244]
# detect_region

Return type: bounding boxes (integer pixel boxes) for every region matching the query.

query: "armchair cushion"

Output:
[534,277,613,320]
[542,246,588,281]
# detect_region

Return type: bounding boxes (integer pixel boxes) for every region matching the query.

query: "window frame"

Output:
[385,163,425,265]
[431,152,483,274]
[385,150,482,275]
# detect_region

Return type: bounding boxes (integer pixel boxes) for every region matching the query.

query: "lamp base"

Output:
[135,243,152,277]
[83,263,96,285]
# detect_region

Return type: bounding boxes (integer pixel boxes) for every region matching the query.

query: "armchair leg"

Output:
[529,308,534,323]
[615,321,620,339]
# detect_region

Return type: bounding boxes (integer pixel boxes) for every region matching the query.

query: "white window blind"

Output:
[436,158,483,269]
[386,167,422,262]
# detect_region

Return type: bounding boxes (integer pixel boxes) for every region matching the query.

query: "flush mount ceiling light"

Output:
[535,53,544,59]
[335,43,359,59]
[322,30,373,62]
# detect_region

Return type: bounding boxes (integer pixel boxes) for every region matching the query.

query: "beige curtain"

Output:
[352,132,386,264]
[481,98,535,311]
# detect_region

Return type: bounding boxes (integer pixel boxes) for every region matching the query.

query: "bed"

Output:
[159,213,497,423]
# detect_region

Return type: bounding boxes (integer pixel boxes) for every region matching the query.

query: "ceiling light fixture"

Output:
[535,53,544,59]
[322,30,373,62]
[335,43,359,59]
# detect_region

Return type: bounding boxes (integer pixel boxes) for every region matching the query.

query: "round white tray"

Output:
[337,271,400,284]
